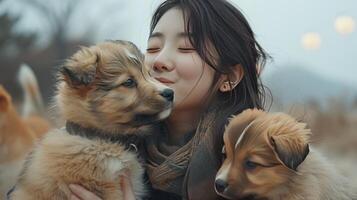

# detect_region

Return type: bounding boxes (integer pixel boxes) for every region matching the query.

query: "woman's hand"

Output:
[69,171,136,200]
[69,184,101,200]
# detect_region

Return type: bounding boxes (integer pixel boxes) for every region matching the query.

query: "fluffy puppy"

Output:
[215,109,357,200]
[9,41,173,200]
[0,64,50,199]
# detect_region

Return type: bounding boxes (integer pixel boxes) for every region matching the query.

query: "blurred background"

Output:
[0,0,356,182]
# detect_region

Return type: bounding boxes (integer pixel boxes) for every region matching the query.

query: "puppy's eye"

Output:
[122,78,136,88]
[244,160,258,170]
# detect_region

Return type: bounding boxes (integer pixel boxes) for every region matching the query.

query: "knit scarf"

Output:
[145,110,217,196]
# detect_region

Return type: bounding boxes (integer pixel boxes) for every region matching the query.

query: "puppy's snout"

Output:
[215,179,228,193]
[160,89,174,102]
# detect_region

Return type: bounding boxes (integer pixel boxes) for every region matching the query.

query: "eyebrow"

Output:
[148,31,193,40]
[149,32,164,39]
[177,32,193,38]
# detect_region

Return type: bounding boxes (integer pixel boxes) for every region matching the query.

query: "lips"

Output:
[155,77,174,84]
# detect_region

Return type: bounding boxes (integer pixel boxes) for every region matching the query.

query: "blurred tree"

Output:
[1,0,125,59]
[0,13,37,56]
[19,0,82,59]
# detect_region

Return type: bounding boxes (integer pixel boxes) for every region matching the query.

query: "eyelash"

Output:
[146,47,196,53]
[146,48,160,53]
[178,48,195,52]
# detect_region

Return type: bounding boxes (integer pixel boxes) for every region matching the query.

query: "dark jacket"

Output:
[146,119,227,200]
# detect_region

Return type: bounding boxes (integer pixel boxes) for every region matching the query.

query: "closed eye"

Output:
[178,48,195,53]
[244,159,276,171]
[244,160,259,171]
[146,48,160,53]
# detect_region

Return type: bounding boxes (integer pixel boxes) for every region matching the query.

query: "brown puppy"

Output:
[0,85,36,199]
[215,109,356,200]
[0,65,51,198]
[10,41,173,200]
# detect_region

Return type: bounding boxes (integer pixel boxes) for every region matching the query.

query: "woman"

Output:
[69,0,269,199]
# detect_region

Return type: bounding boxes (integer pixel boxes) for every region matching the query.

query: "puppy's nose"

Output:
[215,179,228,193]
[160,89,174,102]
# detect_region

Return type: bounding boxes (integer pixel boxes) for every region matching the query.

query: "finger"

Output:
[121,169,132,179]
[120,176,136,200]
[70,194,81,200]
[69,184,102,200]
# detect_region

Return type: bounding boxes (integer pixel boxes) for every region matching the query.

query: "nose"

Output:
[153,62,173,72]
[160,89,174,102]
[215,179,228,193]
[152,50,174,72]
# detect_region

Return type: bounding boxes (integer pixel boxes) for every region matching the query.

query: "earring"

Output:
[220,81,238,92]
[225,81,237,87]
[220,82,230,92]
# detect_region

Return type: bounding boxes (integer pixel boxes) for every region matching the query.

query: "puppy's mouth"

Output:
[217,190,259,200]
[132,105,172,126]
[238,194,259,200]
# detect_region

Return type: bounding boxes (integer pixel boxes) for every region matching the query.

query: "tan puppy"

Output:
[0,65,51,199]
[0,85,36,199]
[10,41,173,200]
[215,109,356,200]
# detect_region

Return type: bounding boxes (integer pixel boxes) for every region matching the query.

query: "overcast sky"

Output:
[1,0,356,87]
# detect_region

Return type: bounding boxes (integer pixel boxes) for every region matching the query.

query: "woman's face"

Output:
[145,8,215,112]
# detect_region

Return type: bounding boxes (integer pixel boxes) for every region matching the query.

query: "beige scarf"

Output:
[145,110,217,196]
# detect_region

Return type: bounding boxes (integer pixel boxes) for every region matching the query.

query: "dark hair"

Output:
[150,0,270,117]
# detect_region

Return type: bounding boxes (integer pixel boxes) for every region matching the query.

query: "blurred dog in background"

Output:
[215,109,356,200]
[0,64,51,199]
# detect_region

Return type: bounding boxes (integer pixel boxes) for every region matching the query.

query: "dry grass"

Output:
[273,97,357,184]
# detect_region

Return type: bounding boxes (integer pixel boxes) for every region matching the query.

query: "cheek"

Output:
[97,89,137,112]
[173,55,215,105]
[89,94,132,125]
[246,166,290,192]
[176,54,207,81]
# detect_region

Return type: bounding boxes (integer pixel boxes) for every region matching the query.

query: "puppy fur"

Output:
[215,109,357,200]
[10,41,173,200]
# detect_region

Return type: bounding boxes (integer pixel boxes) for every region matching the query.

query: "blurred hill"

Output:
[263,66,357,106]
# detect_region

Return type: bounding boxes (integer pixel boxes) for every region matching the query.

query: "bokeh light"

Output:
[301,32,321,50]
[335,16,355,35]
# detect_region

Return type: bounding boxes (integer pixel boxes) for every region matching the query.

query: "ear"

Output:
[60,47,99,87]
[267,129,310,171]
[0,86,11,112]
[219,64,244,92]
[225,109,265,144]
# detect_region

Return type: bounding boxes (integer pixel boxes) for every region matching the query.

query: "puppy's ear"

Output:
[267,120,310,171]
[60,47,99,87]
[0,85,11,112]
